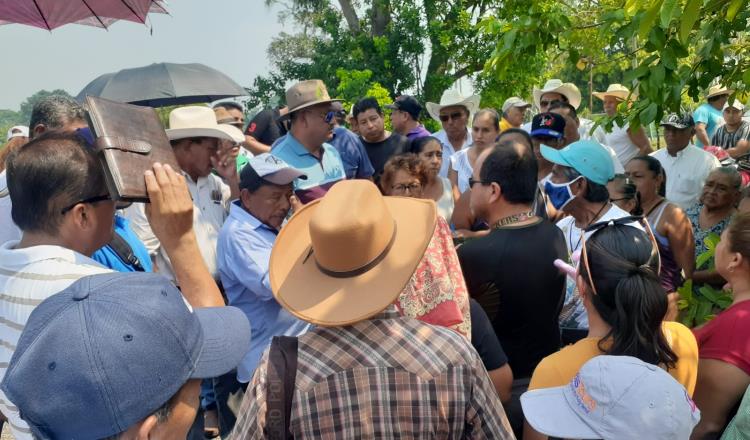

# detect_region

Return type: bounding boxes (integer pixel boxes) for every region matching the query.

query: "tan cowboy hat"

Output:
[269,180,437,327]
[593,84,632,102]
[426,89,481,122]
[213,107,241,127]
[533,79,582,110]
[166,106,244,143]
[284,79,340,115]
[707,84,734,99]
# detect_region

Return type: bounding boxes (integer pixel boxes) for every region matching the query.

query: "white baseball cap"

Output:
[243,153,307,186]
[724,101,746,111]
[502,97,531,113]
[521,355,701,440]
[6,125,29,141]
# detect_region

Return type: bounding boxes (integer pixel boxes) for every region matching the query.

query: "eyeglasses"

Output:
[439,111,465,122]
[60,194,112,215]
[468,177,490,188]
[539,99,563,108]
[580,215,661,297]
[391,182,422,194]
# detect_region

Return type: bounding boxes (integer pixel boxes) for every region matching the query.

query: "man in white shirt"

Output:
[124,106,244,282]
[650,113,720,210]
[0,131,222,438]
[425,89,479,177]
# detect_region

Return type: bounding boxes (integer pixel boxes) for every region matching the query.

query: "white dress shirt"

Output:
[650,145,720,210]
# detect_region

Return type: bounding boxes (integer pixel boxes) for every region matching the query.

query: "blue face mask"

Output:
[544,177,581,210]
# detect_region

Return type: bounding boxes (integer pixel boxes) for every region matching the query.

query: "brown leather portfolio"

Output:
[85,95,180,202]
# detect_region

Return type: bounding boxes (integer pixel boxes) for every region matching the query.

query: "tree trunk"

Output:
[337,0,360,32]
[371,0,390,36]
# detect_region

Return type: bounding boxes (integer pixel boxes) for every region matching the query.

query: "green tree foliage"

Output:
[483,0,750,128]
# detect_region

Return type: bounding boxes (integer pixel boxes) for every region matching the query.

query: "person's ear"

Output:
[572,177,587,197]
[69,204,92,231]
[32,124,46,137]
[239,188,253,209]
[489,181,502,204]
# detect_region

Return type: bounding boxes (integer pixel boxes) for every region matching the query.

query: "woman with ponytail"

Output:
[524,218,699,440]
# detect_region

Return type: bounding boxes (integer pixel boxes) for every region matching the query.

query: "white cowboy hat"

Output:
[533,79,582,110]
[707,84,734,99]
[593,84,632,102]
[426,89,481,122]
[165,106,244,143]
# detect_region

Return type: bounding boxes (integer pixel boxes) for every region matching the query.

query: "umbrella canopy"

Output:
[0,0,168,30]
[77,62,248,107]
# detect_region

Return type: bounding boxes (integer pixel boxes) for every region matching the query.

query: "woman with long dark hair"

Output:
[524,219,699,440]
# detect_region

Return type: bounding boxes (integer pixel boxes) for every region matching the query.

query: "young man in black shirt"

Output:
[353,97,409,182]
[457,140,567,437]
[244,106,289,154]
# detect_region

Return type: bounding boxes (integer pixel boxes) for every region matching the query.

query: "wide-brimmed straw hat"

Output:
[533,79,582,110]
[707,84,734,99]
[269,180,437,326]
[284,80,340,116]
[593,84,632,102]
[426,89,481,122]
[166,106,244,143]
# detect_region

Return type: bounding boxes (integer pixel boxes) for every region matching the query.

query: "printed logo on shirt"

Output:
[247,122,257,134]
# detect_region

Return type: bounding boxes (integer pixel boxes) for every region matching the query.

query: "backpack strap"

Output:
[107,232,145,272]
[265,336,298,440]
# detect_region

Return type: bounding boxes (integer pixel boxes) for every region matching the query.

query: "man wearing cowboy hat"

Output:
[229,180,515,439]
[694,84,733,148]
[526,79,603,144]
[593,84,652,167]
[124,106,245,283]
[272,80,346,204]
[427,89,480,177]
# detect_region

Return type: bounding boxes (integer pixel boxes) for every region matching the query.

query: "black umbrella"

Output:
[77,62,248,107]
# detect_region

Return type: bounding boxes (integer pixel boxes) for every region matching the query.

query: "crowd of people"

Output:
[0,75,748,439]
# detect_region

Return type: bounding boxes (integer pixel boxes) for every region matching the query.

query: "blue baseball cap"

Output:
[540,140,615,185]
[1,273,251,439]
[531,112,566,139]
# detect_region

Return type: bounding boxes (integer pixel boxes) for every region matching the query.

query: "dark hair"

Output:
[497,128,533,150]
[580,224,678,369]
[474,108,501,132]
[28,96,86,137]
[239,162,278,193]
[213,101,244,113]
[409,136,441,154]
[727,212,750,259]
[379,154,428,194]
[548,101,578,119]
[479,140,538,204]
[7,131,107,234]
[610,174,642,215]
[561,166,609,203]
[352,97,382,119]
[708,94,728,104]
[629,156,667,197]
[101,393,175,440]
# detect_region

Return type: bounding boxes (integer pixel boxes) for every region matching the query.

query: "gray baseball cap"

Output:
[521,355,701,440]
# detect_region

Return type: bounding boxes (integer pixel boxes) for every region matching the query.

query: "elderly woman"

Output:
[409,136,454,220]
[691,213,750,439]
[593,84,652,168]
[687,167,742,286]
[626,156,696,293]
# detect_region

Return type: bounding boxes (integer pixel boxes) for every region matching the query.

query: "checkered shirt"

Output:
[230,305,515,439]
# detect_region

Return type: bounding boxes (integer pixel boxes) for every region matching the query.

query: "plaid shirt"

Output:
[230,305,515,439]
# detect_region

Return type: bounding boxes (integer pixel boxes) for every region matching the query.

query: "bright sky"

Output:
[0,0,285,110]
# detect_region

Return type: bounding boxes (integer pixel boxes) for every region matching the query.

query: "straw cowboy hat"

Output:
[707,84,734,99]
[533,79,582,110]
[426,89,481,122]
[284,79,340,116]
[269,180,437,326]
[166,106,244,143]
[593,84,633,102]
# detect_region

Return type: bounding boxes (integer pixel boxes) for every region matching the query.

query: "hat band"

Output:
[313,222,398,279]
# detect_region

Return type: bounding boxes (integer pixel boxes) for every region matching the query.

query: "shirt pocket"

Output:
[674,175,702,197]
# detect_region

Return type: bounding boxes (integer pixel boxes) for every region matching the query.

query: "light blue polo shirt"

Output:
[272,134,346,203]
[693,103,724,147]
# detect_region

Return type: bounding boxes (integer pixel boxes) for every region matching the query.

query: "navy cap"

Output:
[385,95,422,120]
[1,273,251,439]
[531,112,566,139]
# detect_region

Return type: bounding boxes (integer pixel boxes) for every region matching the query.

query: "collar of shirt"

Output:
[407,125,429,137]
[286,133,326,158]
[0,241,102,269]
[433,127,473,149]
[228,200,279,234]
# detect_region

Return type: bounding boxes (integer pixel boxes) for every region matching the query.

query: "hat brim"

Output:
[531,129,563,139]
[270,196,437,327]
[426,95,481,122]
[190,306,251,379]
[659,122,690,130]
[264,168,308,185]
[521,387,600,439]
[166,124,244,143]
[533,84,582,109]
[540,144,572,167]
[707,89,734,99]
[592,91,629,101]
[283,99,344,120]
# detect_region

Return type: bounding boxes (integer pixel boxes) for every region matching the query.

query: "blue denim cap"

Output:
[0,272,251,439]
[540,140,615,185]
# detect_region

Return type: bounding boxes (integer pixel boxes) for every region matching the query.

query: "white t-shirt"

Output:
[0,242,111,438]
[0,171,22,246]
[600,122,641,167]
[650,145,720,210]
[450,148,474,194]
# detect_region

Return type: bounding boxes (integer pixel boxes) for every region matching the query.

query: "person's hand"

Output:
[290,194,303,214]
[211,141,239,181]
[665,291,679,322]
[144,163,195,250]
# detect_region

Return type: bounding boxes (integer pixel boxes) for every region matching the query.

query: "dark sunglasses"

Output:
[60,194,112,215]
[540,99,562,108]
[580,215,661,297]
[439,111,465,122]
